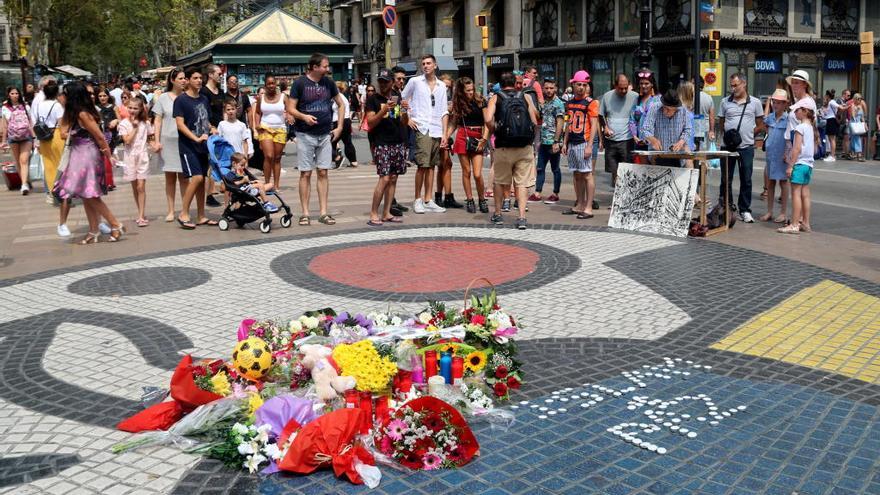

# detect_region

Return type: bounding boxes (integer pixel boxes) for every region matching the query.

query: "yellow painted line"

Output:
[711,280,880,384]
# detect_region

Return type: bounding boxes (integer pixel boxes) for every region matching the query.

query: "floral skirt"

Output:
[53,137,107,200]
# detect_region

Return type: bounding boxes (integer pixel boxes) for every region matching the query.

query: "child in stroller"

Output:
[209,135,293,233]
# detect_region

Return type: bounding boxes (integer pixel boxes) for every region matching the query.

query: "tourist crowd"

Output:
[4,52,872,242]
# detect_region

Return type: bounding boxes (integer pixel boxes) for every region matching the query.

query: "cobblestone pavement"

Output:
[0,224,878,494]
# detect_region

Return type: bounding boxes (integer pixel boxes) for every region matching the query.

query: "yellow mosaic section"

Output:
[711,280,880,384]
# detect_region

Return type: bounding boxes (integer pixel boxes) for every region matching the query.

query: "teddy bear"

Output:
[299,344,357,402]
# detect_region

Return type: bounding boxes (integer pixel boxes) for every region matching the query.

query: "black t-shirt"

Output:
[227,90,251,121]
[173,91,211,155]
[365,90,405,146]
[200,86,226,127]
[460,100,486,127]
[290,76,339,136]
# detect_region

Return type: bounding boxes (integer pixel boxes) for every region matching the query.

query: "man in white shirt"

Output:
[401,54,449,213]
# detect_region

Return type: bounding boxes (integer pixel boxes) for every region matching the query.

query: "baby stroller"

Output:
[208,135,293,233]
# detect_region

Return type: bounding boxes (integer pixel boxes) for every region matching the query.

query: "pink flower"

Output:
[386,419,409,441]
[422,452,442,470]
[494,327,517,337]
[237,319,256,341]
[379,435,394,454]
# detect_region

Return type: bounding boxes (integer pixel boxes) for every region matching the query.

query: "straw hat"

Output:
[770,88,789,101]
[785,70,812,92]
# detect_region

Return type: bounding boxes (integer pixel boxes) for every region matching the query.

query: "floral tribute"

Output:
[113,284,521,487]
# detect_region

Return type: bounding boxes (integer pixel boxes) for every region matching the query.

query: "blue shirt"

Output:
[642,104,693,151]
[290,76,339,136]
[764,111,788,170]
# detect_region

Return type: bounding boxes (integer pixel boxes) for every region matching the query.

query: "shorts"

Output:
[373,143,408,176]
[493,146,533,186]
[7,136,33,145]
[791,164,813,185]
[567,143,593,173]
[414,132,440,168]
[123,152,150,181]
[825,118,839,136]
[604,139,633,174]
[180,150,209,178]
[257,126,288,144]
[240,184,259,196]
[296,132,332,171]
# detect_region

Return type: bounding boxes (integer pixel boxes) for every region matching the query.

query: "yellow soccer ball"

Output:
[232,337,273,381]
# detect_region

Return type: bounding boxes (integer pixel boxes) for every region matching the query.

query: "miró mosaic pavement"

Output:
[0,224,878,495]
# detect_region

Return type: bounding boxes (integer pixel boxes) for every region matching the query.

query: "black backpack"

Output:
[495,90,535,147]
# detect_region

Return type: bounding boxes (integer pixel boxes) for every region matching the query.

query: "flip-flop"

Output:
[177,218,196,230]
[561,209,581,215]
[577,213,594,219]
[366,220,384,226]
[382,216,404,223]
[197,219,219,226]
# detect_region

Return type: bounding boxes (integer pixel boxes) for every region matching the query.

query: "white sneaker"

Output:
[413,198,426,214]
[823,155,836,162]
[742,211,755,223]
[21,184,29,195]
[57,224,71,237]
[425,200,446,213]
[98,222,112,235]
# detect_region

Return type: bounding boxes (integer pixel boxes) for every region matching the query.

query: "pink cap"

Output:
[570,70,591,83]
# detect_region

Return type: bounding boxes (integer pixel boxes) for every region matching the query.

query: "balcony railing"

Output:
[361,0,383,16]
[743,0,787,37]
[821,0,858,41]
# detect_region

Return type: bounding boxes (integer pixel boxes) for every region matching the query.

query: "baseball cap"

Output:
[570,70,591,84]
[377,68,393,81]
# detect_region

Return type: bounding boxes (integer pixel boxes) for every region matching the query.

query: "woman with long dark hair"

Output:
[444,77,488,213]
[152,67,189,221]
[1,87,35,194]
[253,73,288,188]
[629,70,659,163]
[53,81,124,244]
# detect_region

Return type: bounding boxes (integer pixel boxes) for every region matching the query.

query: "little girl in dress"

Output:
[118,97,158,226]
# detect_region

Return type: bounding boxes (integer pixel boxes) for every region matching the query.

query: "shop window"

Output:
[401,13,411,57]
[561,0,583,44]
[453,5,465,51]
[425,8,436,39]
[821,0,859,41]
[491,0,505,47]
[329,15,335,35]
[743,0,787,36]
[588,0,614,43]
[653,0,692,37]
[532,0,558,48]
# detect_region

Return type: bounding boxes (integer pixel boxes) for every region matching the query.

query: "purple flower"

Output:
[238,319,256,341]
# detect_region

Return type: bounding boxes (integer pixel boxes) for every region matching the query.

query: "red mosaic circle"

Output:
[308,240,540,293]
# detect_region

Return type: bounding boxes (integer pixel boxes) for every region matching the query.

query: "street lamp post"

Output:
[638,0,652,71]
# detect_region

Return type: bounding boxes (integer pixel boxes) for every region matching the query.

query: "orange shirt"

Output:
[565,97,599,145]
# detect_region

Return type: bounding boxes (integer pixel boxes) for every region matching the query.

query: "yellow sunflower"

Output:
[439,343,458,355]
[464,350,487,373]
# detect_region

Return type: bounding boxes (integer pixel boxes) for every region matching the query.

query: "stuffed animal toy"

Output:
[299,344,356,402]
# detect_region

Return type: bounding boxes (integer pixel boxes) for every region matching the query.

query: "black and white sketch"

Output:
[608,163,698,237]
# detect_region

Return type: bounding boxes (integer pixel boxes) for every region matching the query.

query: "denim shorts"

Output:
[790,163,813,185]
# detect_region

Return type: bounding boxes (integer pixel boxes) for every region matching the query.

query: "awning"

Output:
[212,53,353,65]
[52,65,93,78]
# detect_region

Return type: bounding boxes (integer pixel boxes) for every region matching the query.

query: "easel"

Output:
[632,150,738,236]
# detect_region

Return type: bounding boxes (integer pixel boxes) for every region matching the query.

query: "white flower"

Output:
[263,443,282,460]
[232,423,249,435]
[244,453,267,473]
[248,424,257,432]
[289,320,303,332]
[418,312,432,324]
[391,316,403,326]
[300,316,320,329]
[237,442,255,455]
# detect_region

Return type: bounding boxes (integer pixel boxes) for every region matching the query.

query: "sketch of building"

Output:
[608,163,699,237]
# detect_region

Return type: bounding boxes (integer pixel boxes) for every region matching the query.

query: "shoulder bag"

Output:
[461,113,481,154]
[722,99,747,151]
[849,120,867,135]
[33,102,58,141]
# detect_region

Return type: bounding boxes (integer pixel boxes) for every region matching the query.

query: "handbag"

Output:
[849,121,867,135]
[33,102,57,141]
[461,116,481,154]
[28,151,44,181]
[722,100,747,151]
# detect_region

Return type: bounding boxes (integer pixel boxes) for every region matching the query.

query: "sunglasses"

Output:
[431,94,435,107]
[367,89,375,93]
[637,71,653,79]
[543,76,556,82]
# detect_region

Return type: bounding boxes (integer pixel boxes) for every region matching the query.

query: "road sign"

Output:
[385,0,395,5]
[700,62,723,97]
[382,6,397,29]
[386,28,396,35]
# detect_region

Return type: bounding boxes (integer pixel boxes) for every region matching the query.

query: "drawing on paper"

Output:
[608,163,698,237]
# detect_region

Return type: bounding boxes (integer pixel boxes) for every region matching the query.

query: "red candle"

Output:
[344,389,358,409]
[374,395,390,422]
[359,391,373,434]
[452,356,464,385]
[396,369,413,393]
[424,351,438,378]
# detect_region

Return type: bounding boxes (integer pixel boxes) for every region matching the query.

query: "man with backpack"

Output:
[484,71,539,229]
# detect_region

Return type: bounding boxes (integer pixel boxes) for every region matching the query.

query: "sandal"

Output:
[758,213,773,222]
[177,218,196,230]
[197,218,219,226]
[165,213,175,222]
[773,214,787,224]
[79,232,100,245]
[561,209,581,215]
[366,220,384,227]
[382,216,403,223]
[318,214,336,225]
[136,218,149,227]
[799,223,812,233]
[298,216,310,226]
[108,225,125,242]
[577,213,594,219]
[777,224,800,234]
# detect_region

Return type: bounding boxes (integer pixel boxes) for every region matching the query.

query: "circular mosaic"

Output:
[67,267,211,297]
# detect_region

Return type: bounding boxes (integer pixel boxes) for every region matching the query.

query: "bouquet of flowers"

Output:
[326,312,376,343]
[332,340,398,392]
[199,422,281,473]
[374,397,479,470]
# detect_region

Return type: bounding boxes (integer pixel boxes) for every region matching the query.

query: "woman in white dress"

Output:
[152,68,189,222]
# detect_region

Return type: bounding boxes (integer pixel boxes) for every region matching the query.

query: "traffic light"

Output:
[476,14,489,51]
[708,30,721,61]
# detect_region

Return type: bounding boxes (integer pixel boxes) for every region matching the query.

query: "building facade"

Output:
[322,0,880,101]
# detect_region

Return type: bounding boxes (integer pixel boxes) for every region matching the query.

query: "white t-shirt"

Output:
[786,96,817,141]
[822,99,839,120]
[110,87,124,106]
[2,104,30,121]
[331,95,351,123]
[794,122,814,167]
[218,119,253,156]
[36,99,64,128]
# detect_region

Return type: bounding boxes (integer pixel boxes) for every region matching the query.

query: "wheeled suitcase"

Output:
[2,163,22,190]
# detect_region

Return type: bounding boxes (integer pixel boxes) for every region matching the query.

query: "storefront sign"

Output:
[700,62,723,97]
[486,53,514,68]
[455,57,474,70]
[592,59,610,72]
[824,58,855,72]
[754,57,781,73]
[538,63,555,75]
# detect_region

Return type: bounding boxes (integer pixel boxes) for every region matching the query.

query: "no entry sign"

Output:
[382,6,397,29]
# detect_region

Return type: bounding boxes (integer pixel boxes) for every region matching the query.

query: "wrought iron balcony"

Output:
[743,0,787,37]
[821,0,858,41]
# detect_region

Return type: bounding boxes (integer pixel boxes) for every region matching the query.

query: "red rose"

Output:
[493,382,508,397]
[437,311,446,320]
[470,314,486,326]
[507,376,521,390]
[492,304,500,310]
[191,367,207,377]
[495,365,509,379]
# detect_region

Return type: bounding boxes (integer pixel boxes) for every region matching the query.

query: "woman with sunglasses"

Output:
[445,77,489,213]
[628,71,660,163]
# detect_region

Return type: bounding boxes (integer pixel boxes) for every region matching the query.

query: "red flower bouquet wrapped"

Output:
[375,397,479,470]
[117,355,224,433]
